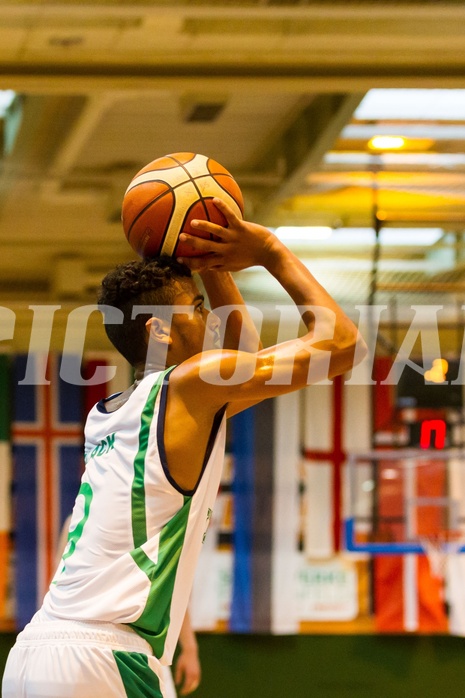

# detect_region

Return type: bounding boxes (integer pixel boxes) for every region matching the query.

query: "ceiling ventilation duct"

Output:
[180,94,227,123]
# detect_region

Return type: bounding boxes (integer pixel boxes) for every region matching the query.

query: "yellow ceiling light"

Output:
[367,135,434,152]
[425,359,449,384]
[368,135,406,150]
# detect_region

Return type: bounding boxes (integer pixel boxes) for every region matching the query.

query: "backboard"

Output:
[344,450,465,558]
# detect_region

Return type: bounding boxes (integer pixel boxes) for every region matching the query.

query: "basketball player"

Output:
[2,199,367,697]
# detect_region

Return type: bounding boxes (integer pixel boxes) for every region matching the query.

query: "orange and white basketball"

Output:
[122,152,244,258]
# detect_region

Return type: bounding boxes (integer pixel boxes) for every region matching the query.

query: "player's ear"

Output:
[146,317,172,345]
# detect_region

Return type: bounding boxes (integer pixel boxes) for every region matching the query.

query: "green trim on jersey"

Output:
[130,495,192,657]
[131,367,174,548]
[113,651,163,698]
[53,482,94,580]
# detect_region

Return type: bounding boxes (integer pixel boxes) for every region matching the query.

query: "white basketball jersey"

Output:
[42,367,226,665]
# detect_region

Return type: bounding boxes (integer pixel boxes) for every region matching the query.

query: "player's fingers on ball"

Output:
[179,233,221,251]
[212,197,240,224]
[190,219,228,239]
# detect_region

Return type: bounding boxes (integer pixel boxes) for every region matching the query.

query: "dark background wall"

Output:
[2,632,465,698]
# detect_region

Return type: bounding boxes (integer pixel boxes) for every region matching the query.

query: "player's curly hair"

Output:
[98,256,192,366]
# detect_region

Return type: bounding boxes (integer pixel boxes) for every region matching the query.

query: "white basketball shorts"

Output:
[1,617,169,698]
[160,665,177,698]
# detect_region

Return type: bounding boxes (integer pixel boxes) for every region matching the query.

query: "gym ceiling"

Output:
[1,0,465,349]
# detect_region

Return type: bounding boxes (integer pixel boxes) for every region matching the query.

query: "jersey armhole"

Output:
[156,374,226,496]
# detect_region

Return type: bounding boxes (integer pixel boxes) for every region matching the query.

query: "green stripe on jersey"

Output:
[130,495,192,657]
[113,651,162,698]
[131,367,174,548]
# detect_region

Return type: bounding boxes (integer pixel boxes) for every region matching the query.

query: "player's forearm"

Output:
[264,239,359,346]
[178,609,198,652]
[200,270,262,352]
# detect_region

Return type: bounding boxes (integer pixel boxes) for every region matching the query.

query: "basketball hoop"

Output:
[419,533,465,580]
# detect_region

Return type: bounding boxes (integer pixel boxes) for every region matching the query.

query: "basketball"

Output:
[121,152,244,258]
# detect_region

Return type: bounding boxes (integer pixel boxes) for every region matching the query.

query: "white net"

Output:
[419,534,465,579]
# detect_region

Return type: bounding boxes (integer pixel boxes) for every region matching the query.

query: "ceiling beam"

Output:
[2,72,465,96]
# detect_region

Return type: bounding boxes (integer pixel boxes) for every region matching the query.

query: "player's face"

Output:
[170,279,221,358]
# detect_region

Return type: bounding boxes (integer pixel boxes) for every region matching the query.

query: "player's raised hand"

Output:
[176,198,280,273]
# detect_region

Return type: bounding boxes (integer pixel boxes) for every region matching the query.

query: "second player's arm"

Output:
[174,609,201,695]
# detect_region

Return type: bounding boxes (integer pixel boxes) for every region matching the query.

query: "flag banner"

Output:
[303,383,334,559]
[374,555,447,633]
[0,354,12,623]
[229,406,255,632]
[303,376,346,554]
[229,395,299,634]
[271,392,300,634]
[7,349,465,638]
[191,454,234,631]
[11,353,110,629]
[13,354,83,628]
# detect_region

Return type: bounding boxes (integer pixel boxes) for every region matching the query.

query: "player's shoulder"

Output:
[170,349,247,381]
[169,350,257,402]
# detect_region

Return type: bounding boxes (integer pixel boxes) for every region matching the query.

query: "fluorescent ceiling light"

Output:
[368,135,406,150]
[325,152,465,167]
[0,90,16,117]
[309,228,443,247]
[356,89,465,121]
[343,124,465,140]
[381,228,442,246]
[270,227,442,248]
[273,226,332,241]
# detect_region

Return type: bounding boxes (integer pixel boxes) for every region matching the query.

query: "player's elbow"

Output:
[331,333,368,376]
[353,335,369,365]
